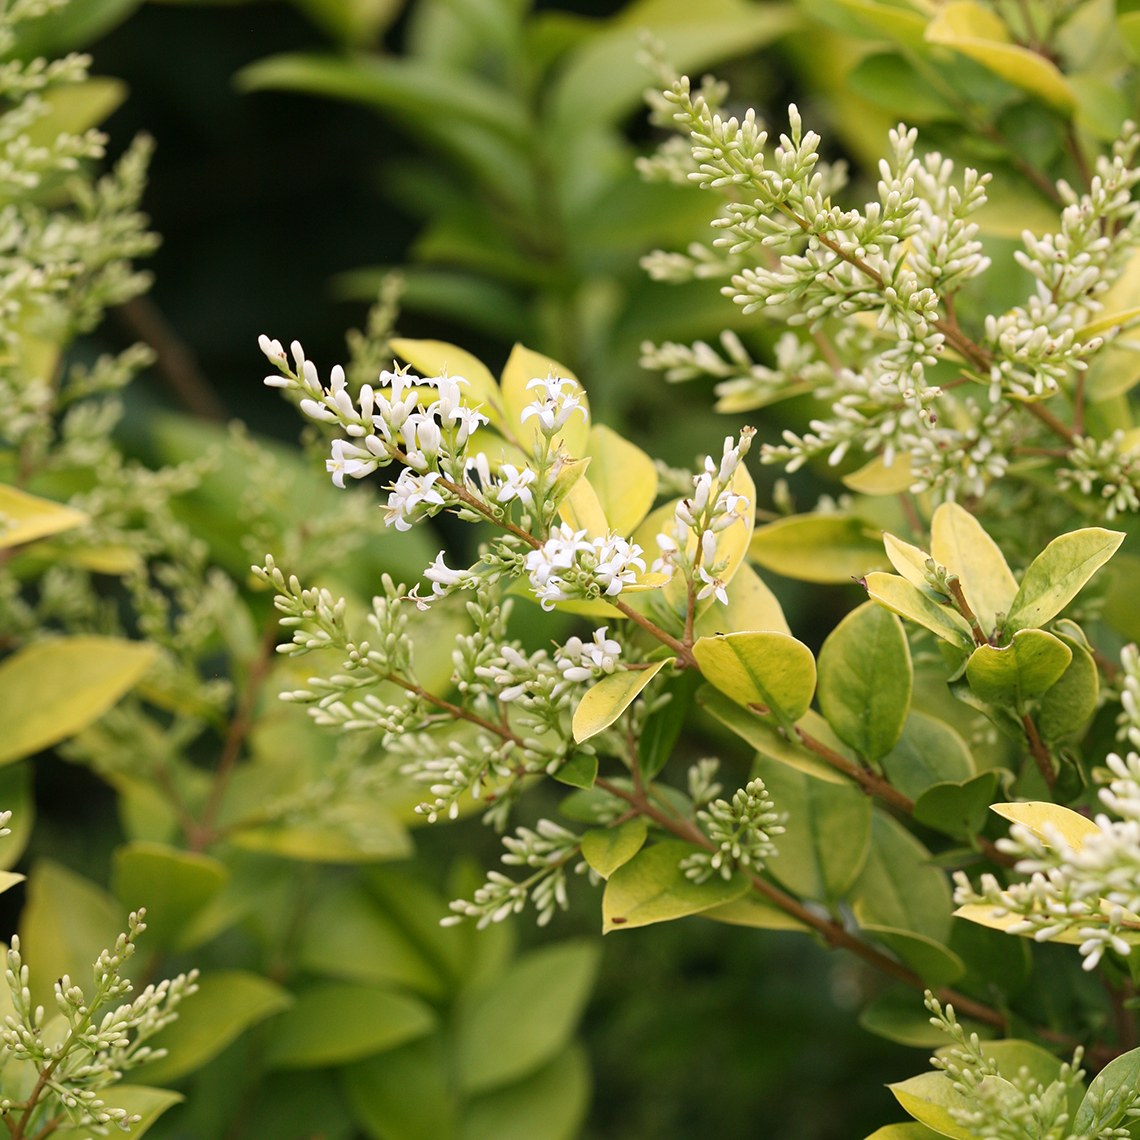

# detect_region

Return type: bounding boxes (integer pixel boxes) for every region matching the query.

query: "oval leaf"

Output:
[990,800,1100,849]
[965,629,1072,709]
[817,601,912,762]
[1005,527,1124,633]
[929,502,1018,636]
[0,484,86,549]
[0,636,156,764]
[602,840,750,933]
[749,513,891,583]
[692,631,816,722]
[889,1071,976,1140]
[881,711,975,800]
[912,771,1000,842]
[580,817,649,879]
[572,659,669,743]
[864,573,973,651]
[585,425,657,536]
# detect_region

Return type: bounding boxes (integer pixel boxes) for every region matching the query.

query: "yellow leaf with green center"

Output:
[930,502,1017,635]
[572,659,670,743]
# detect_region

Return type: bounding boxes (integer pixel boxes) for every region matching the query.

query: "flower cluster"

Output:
[952,749,1140,970]
[681,776,783,882]
[0,911,198,1133]
[443,819,583,928]
[1057,431,1140,519]
[653,430,754,606]
[525,524,646,610]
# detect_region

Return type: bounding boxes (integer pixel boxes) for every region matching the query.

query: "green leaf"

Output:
[602,840,750,933]
[861,925,966,987]
[237,55,531,145]
[455,940,600,1094]
[229,799,412,862]
[581,818,649,879]
[550,0,799,130]
[860,987,994,1048]
[753,754,872,902]
[263,982,436,1069]
[19,860,123,1011]
[825,0,930,51]
[1005,527,1124,632]
[864,573,973,651]
[0,483,86,548]
[889,1071,976,1139]
[1036,632,1098,740]
[925,0,1075,111]
[638,670,701,780]
[462,1044,590,1140]
[850,812,952,943]
[700,893,810,931]
[698,684,853,786]
[585,425,657,536]
[912,772,1000,842]
[0,636,156,764]
[343,1036,456,1140]
[846,53,956,121]
[1074,1045,1140,1134]
[881,712,975,800]
[692,631,816,722]
[553,751,598,789]
[297,882,446,999]
[817,601,912,762]
[938,1040,1080,1110]
[572,659,670,743]
[0,764,33,870]
[52,1087,182,1140]
[135,971,293,1086]
[748,513,891,583]
[864,1126,948,1140]
[929,502,1018,636]
[111,842,229,949]
[965,629,1072,709]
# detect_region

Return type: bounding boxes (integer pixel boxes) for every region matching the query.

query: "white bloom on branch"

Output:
[556,627,623,682]
[593,533,646,596]
[521,373,588,437]
[384,469,445,531]
[495,463,537,507]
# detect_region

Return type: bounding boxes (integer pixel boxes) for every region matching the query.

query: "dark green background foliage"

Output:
[5,0,1066,1137]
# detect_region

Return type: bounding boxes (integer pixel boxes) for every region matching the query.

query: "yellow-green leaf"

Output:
[865,1125,947,1140]
[864,572,973,650]
[602,840,750,932]
[53,1087,182,1140]
[581,817,649,879]
[389,337,505,434]
[1005,527,1124,632]
[559,473,609,539]
[926,0,1074,111]
[500,343,589,458]
[1079,305,1140,341]
[930,502,1018,635]
[24,78,127,147]
[700,893,809,931]
[585,425,657,536]
[692,631,816,722]
[964,628,1072,710]
[0,637,157,765]
[883,532,940,595]
[0,484,86,549]
[842,452,915,495]
[572,659,670,743]
[861,924,966,987]
[990,800,1100,849]
[889,1071,977,1140]
[749,513,891,583]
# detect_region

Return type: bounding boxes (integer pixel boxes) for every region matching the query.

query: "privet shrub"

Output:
[249,1,1140,1137]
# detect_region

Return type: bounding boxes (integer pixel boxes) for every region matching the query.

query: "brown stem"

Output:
[1012,446,1071,458]
[191,617,280,851]
[1073,368,1087,437]
[682,571,697,649]
[793,726,915,814]
[27,1118,61,1140]
[385,674,527,748]
[1022,714,1056,789]
[594,776,1007,1028]
[114,296,227,423]
[1066,123,1093,192]
[11,1058,61,1140]
[945,577,988,647]
[612,597,694,667]
[1025,400,1077,446]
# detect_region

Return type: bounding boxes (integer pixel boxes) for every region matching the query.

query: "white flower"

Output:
[697,566,728,606]
[520,374,588,437]
[652,531,680,575]
[496,463,537,507]
[374,369,419,436]
[423,551,469,596]
[525,523,592,610]
[453,404,488,447]
[556,627,623,682]
[258,334,286,364]
[385,470,445,531]
[592,533,646,596]
[326,439,380,488]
